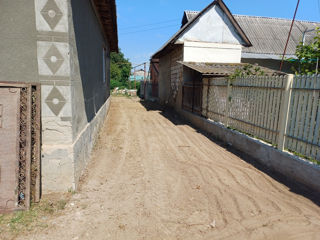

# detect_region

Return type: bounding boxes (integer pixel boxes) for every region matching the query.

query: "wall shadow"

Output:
[139,99,320,207]
[71,0,109,123]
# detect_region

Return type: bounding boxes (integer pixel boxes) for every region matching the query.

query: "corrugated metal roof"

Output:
[184,10,199,22]
[185,10,199,23]
[183,11,320,57]
[178,61,286,76]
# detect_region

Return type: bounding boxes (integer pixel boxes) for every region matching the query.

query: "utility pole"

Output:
[279,0,301,71]
[144,62,147,82]
[134,67,136,90]
[131,62,147,92]
[144,62,147,99]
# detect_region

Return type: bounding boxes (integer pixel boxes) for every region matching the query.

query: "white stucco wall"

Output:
[183,41,242,63]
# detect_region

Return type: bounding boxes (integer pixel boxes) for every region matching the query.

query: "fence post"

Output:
[277,74,294,151]
[206,79,210,118]
[202,78,208,117]
[225,78,232,127]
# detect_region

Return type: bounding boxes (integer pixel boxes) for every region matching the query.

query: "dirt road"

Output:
[20,97,320,239]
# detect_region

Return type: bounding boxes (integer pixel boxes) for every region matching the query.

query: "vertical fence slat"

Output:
[203,74,320,161]
[297,75,309,155]
[302,75,314,156]
[309,76,320,159]
[293,76,305,152]
[266,77,273,142]
[253,76,261,138]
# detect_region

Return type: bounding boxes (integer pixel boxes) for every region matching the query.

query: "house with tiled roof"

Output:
[182,10,320,72]
[151,0,320,111]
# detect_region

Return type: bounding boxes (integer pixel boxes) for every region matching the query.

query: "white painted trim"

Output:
[184,41,242,50]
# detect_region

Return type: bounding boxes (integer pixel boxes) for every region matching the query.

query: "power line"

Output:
[119,18,180,30]
[121,24,178,35]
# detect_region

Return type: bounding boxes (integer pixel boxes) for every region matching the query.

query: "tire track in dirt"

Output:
[149,115,258,230]
[176,120,316,215]
[143,114,230,235]
[144,103,320,238]
[16,97,320,240]
[153,115,266,215]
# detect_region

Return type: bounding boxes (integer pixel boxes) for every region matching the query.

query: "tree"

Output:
[110,50,132,89]
[289,28,320,75]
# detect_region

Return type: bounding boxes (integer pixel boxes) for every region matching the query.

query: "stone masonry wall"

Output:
[170,45,183,102]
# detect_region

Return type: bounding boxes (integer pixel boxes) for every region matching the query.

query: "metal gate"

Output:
[0,83,41,213]
[182,81,203,115]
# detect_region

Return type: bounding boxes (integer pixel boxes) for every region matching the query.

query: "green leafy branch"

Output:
[229,64,266,81]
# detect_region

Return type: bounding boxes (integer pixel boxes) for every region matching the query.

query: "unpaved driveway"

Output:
[21,97,320,240]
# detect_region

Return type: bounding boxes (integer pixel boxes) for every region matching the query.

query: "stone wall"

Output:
[158,54,171,104]
[170,45,183,102]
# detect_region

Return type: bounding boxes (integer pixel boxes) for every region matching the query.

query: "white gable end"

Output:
[177,5,245,45]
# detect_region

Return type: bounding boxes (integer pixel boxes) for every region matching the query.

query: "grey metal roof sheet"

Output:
[178,61,285,76]
[185,10,199,22]
[183,11,320,57]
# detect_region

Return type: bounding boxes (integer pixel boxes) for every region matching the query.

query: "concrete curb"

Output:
[178,109,320,193]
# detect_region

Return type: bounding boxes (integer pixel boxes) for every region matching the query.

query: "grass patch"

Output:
[68,188,77,195]
[226,126,320,165]
[288,150,320,165]
[0,194,71,239]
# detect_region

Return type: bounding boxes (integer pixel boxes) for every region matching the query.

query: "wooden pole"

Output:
[279,0,301,71]
[134,67,136,90]
[144,62,147,82]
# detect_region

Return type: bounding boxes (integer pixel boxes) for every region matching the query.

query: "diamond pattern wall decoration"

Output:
[40,0,63,30]
[45,87,66,116]
[43,44,64,74]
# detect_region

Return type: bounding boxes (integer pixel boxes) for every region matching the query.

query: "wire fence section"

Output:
[202,74,320,161]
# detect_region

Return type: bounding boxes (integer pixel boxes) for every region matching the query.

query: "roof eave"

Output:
[91,0,119,52]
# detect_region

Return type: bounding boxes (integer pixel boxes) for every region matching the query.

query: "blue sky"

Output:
[117,0,320,66]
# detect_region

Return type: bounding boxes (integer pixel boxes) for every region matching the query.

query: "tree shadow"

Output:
[139,99,320,207]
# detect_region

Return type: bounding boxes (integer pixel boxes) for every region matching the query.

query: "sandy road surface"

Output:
[20,97,320,240]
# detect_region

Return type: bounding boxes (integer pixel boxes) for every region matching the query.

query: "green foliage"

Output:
[135,81,141,95]
[110,50,132,89]
[288,28,320,75]
[229,64,266,81]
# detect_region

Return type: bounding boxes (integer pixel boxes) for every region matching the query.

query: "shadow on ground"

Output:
[139,99,320,208]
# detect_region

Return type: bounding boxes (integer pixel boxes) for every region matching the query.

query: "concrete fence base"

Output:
[178,109,320,193]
